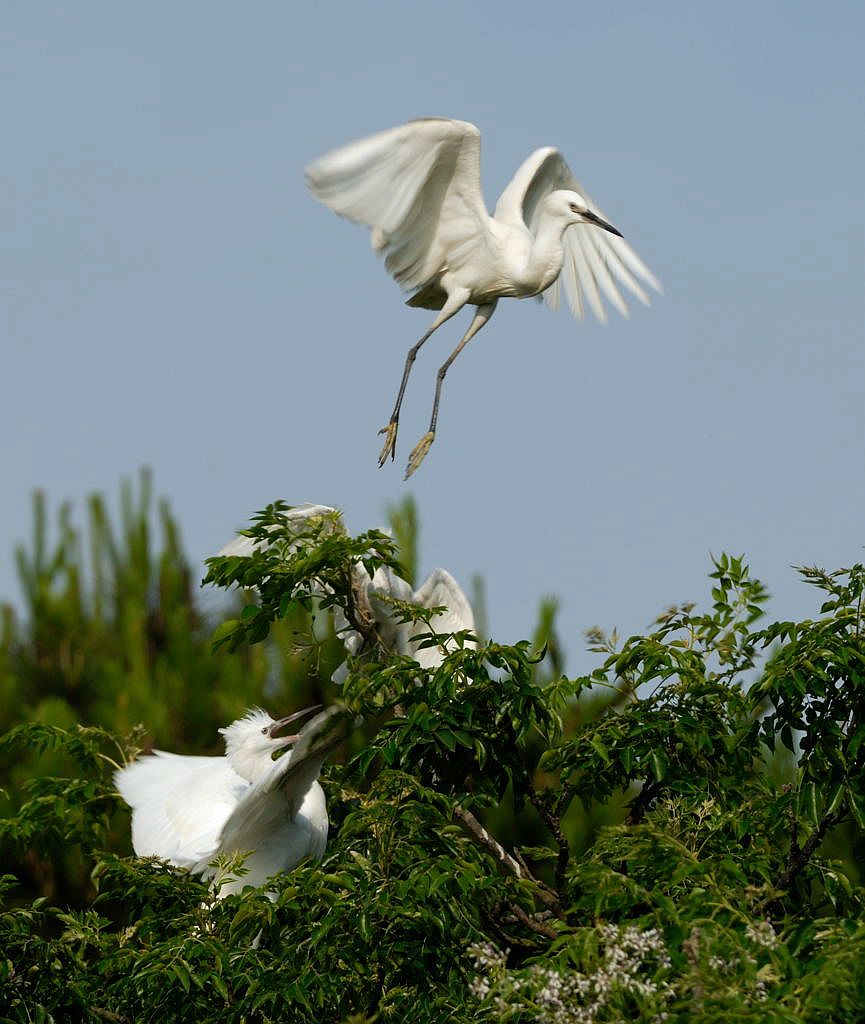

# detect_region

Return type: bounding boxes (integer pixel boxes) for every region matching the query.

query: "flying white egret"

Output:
[306,117,661,477]
[115,705,347,896]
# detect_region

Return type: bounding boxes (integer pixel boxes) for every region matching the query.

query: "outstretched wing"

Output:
[217,504,341,557]
[495,147,661,323]
[214,706,349,857]
[115,753,248,869]
[410,568,477,668]
[306,118,490,292]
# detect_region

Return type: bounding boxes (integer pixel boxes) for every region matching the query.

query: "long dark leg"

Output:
[404,300,497,478]
[378,290,470,467]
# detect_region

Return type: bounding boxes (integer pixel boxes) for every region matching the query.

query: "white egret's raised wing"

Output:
[367,566,416,652]
[306,118,490,292]
[218,503,341,557]
[410,568,477,668]
[214,706,349,859]
[115,753,247,869]
[495,147,661,323]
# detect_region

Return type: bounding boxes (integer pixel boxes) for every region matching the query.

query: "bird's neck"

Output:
[521,215,568,294]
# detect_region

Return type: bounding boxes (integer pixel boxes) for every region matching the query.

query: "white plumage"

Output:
[115,706,345,896]
[333,564,476,684]
[306,117,661,476]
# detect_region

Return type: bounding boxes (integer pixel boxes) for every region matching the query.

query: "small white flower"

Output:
[745,919,779,950]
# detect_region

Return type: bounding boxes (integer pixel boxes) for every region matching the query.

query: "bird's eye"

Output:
[261,726,269,735]
[569,202,578,213]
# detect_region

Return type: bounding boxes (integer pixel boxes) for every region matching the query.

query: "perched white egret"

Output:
[333,564,476,682]
[115,705,346,896]
[217,503,476,678]
[306,117,661,476]
[217,503,341,559]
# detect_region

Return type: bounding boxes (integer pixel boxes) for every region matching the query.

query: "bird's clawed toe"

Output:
[405,432,435,479]
[377,420,399,467]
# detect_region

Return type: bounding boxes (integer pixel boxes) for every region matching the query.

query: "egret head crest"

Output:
[218,706,321,783]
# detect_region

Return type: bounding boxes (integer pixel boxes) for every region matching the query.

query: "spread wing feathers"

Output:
[495,147,662,323]
[410,568,477,668]
[214,706,349,856]
[305,118,490,292]
[115,753,248,868]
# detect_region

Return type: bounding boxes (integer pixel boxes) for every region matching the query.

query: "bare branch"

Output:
[452,805,561,913]
[453,805,526,880]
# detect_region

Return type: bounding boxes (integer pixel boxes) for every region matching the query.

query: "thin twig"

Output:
[527,789,570,895]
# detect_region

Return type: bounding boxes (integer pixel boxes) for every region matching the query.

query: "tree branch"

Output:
[765,804,845,917]
[502,902,558,940]
[453,805,525,879]
[626,779,663,825]
[453,805,561,913]
[527,789,570,895]
[92,1009,130,1024]
[554,782,575,820]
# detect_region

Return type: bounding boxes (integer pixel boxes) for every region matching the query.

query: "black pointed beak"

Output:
[582,209,623,237]
[268,704,323,739]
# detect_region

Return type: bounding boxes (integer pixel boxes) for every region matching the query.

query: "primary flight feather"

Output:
[306,117,660,477]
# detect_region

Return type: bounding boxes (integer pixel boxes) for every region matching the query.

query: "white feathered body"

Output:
[306,117,661,475]
[306,119,660,321]
[116,739,329,895]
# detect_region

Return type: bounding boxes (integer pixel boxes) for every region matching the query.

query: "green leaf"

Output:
[846,787,865,829]
[589,736,611,765]
[649,749,668,782]
[519,845,558,862]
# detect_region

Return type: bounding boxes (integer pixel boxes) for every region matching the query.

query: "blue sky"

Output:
[3,2,864,674]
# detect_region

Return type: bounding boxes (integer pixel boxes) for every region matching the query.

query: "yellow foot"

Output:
[405,431,435,479]
[377,420,398,467]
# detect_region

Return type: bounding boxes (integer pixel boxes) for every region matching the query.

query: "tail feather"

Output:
[407,281,447,310]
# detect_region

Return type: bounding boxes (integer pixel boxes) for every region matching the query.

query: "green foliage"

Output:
[754,564,865,831]
[386,494,420,587]
[1,492,865,1021]
[0,474,343,907]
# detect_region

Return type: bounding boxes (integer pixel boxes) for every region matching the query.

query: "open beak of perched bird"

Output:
[268,705,323,747]
[581,209,623,237]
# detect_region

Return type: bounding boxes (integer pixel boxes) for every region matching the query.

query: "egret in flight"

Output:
[115,705,347,896]
[306,117,661,477]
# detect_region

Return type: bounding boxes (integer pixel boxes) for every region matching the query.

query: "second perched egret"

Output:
[333,564,476,683]
[306,117,661,477]
[115,705,347,896]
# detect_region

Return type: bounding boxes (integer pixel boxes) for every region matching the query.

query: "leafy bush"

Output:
[1,490,864,1022]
